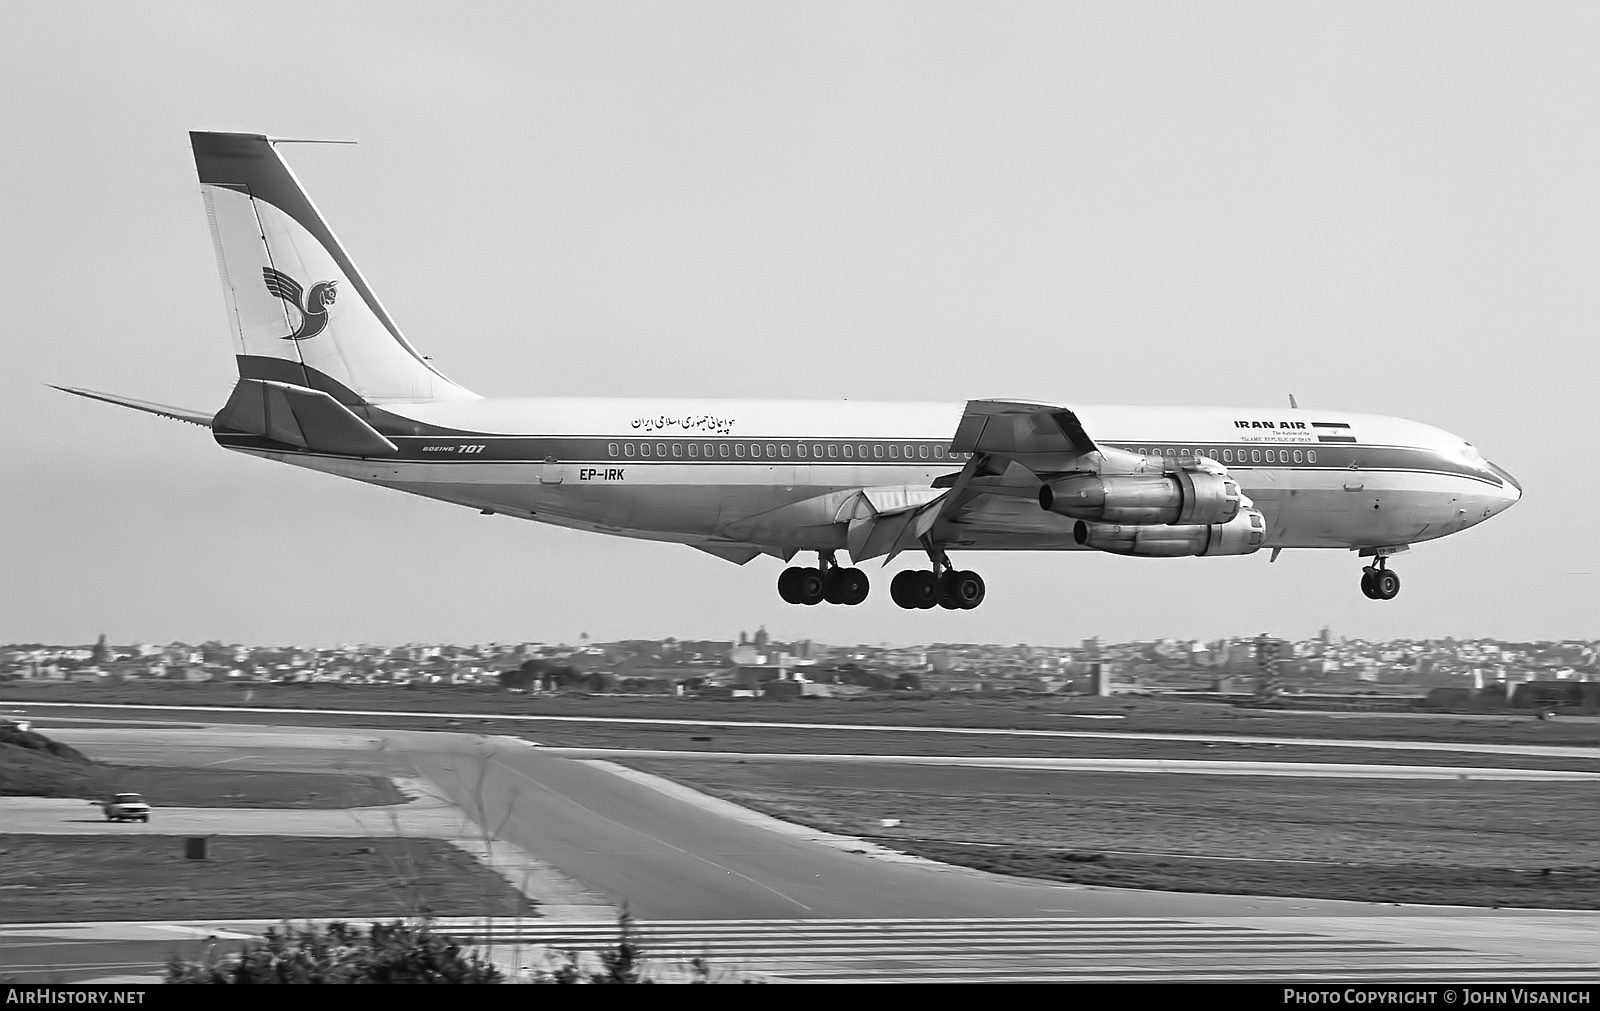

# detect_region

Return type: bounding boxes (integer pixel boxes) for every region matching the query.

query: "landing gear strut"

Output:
[778,552,869,606]
[1360,557,1401,601]
[889,545,986,610]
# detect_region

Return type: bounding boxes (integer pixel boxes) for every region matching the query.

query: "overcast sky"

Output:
[3,2,1596,648]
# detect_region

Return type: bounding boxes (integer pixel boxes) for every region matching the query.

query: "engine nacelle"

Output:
[1073,507,1266,557]
[1040,471,1241,526]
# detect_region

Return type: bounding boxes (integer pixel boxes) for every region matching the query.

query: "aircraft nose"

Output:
[1490,462,1521,504]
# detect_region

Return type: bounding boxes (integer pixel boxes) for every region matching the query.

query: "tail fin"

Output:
[191,132,477,405]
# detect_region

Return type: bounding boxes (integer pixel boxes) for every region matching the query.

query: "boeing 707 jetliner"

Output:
[57,132,1522,610]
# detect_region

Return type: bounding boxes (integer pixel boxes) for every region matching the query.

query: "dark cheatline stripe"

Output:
[1317,435,1358,443]
[211,431,1504,487]
[1311,421,1352,429]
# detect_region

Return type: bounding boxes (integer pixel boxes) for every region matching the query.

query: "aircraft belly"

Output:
[1242,470,1493,548]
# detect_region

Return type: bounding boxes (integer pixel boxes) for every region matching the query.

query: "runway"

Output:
[539,746,1600,780]
[5,723,1596,981]
[8,700,1596,759]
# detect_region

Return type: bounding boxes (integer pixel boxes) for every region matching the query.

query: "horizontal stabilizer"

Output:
[50,386,213,428]
[213,379,398,456]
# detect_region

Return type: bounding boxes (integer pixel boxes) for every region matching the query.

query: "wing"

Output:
[923,399,1109,551]
[261,266,303,306]
[709,400,1111,565]
[949,399,1096,465]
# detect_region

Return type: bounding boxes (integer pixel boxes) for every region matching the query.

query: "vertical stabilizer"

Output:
[191,132,477,405]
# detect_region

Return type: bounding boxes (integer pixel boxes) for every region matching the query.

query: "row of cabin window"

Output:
[608,441,969,462]
[1136,446,1317,465]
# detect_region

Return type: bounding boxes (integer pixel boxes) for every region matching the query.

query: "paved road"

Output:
[6,724,1597,981]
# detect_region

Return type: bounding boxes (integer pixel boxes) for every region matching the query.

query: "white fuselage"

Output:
[221,397,1522,559]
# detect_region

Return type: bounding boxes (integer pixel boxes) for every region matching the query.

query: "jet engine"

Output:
[1039,471,1242,526]
[1073,507,1266,557]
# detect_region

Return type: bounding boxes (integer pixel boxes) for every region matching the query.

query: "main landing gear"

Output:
[778,552,869,606]
[889,547,986,610]
[1360,558,1401,601]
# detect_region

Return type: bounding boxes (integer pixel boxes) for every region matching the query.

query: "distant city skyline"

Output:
[4,4,1596,647]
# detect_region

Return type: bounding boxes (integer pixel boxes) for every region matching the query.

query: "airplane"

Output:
[56,131,1522,610]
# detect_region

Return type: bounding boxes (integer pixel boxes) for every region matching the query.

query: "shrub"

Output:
[163,913,727,984]
[166,921,504,984]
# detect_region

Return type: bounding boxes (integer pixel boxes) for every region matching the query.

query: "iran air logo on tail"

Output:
[262,266,338,341]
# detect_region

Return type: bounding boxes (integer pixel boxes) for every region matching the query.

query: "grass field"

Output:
[624,757,1600,909]
[1,726,406,808]
[7,681,1597,747]
[0,836,532,922]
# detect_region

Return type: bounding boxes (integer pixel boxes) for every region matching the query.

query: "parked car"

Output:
[101,793,151,822]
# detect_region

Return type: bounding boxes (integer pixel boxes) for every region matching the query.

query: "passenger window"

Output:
[656,443,666,457]
[1307,450,1316,463]
[1293,450,1303,463]
[705,443,714,457]
[860,444,869,458]
[889,445,899,459]
[624,443,635,458]
[781,444,791,459]
[1180,448,1191,457]
[734,444,745,459]
[672,443,682,458]
[934,446,945,459]
[1251,450,1261,463]
[688,444,698,458]
[1166,448,1176,457]
[766,444,776,458]
[829,444,839,459]
[608,443,619,457]
[919,445,929,459]
[874,444,884,459]
[843,444,853,459]
[1222,449,1231,462]
[640,443,651,458]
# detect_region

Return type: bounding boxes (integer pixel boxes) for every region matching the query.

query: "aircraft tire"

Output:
[952,570,986,609]
[795,567,827,606]
[1359,571,1377,599]
[1373,570,1401,600]
[778,566,805,604]
[889,570,918,608]
[910,570,941,610]
[830,567,869,606]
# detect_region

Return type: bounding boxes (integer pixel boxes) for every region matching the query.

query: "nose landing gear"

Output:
[778,552,869,606]
[1360,559,1401,600]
